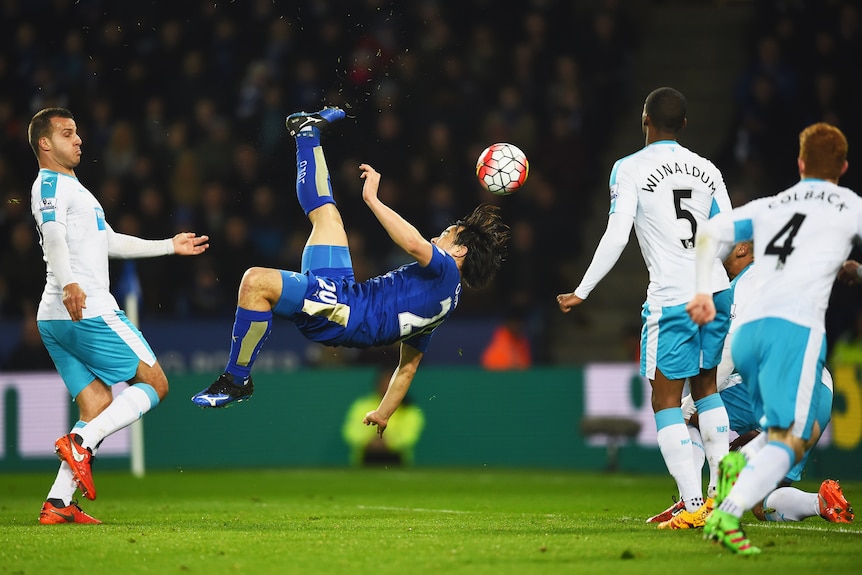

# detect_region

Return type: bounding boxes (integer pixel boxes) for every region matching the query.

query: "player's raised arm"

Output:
[360,163,433,266]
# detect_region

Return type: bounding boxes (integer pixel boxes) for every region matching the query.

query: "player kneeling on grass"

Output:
[649,242,853,526]
[651,369,853,526]
[192,107,510,438]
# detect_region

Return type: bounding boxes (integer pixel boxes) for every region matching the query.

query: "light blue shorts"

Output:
[785,379,833,482]
[641,289,731,380]
[38,311,156,398]
[720,375,759,436]
[731,317,826,441]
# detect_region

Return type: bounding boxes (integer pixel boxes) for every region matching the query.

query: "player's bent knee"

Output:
[240,267,281,299]
[137,361,169,400]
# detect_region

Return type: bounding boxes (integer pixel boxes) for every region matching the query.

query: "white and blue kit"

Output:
[697,178,862,440]
[575,140,733,380]
[31,168,169,400]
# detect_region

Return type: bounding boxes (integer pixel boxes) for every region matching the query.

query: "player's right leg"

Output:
[643,303,707,528]
[194,108,348,409]
[191,266,286,408]
[40,315,162,502]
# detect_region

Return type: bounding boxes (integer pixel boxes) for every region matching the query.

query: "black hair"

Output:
[453,204,510,290]
[28,108,75,158]
[644,87,687,133]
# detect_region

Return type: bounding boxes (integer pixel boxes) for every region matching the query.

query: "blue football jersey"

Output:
[292,245,462,352]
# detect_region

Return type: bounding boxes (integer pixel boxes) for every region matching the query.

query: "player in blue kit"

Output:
[688,122,862,554]
[192,107,510,436]
[557,87,733,529]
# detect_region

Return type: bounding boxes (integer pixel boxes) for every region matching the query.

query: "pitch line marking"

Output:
[356,505,470,514]
[753,523,862,535]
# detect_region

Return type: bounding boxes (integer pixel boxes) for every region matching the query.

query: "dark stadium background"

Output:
[1,0,860,369]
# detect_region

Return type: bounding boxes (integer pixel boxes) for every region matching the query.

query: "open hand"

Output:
[172,232,210,256]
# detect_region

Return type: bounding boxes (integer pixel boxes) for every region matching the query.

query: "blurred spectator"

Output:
[246,184,286,266]
[0,219,43,317]
[342,367,425,467]
[102,120,137,179]
[481,303,533,371]
[0,305,53,371]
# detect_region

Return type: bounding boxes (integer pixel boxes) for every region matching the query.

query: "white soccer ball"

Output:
[475,143,529,195]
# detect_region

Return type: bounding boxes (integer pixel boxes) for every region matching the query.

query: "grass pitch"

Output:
[1,468,859,575]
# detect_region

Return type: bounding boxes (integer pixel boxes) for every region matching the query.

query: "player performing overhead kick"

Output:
[192,107,510,437]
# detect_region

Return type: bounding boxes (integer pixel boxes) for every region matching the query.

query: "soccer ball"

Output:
[475,143,529,195]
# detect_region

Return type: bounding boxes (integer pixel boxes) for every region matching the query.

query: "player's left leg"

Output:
[709,319,823,548]
[754,375,852,523]
[195,108,348,409]
[691,288,732,500]
[643,302,710,529]
[74,359,165,450]
[41,314,162,502]
[191,266,286,408]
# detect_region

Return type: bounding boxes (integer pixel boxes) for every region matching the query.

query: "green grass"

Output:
[1,468,859,575]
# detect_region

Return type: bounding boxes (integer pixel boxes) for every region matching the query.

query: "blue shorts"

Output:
[785,379,833,482]
[38,311,156,398]
[731,317,826,441]
[720,374,759,435]
[273,244,353,317]
[641,289,731,380]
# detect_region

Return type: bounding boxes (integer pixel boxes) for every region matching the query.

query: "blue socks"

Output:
[294,128,336,215]
[225,307,273,379]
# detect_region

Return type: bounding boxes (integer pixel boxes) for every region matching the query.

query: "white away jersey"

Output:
[31,169,119,320]
[716,179,862,329]
[610,140,731,306]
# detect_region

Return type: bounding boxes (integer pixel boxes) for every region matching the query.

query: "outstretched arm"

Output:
[557,212,634,312]
[106,225,209,258]
[363,342,423,437]
[359,163,434,266]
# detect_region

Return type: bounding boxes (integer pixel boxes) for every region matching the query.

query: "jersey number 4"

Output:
[764,212,806,268]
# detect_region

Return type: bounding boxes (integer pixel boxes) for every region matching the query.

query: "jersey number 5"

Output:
[673,189,696,248]
[764,212,806,268]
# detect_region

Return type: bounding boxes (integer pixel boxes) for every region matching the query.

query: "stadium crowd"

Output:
[0,0,638,331]
[0,0,859,362]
